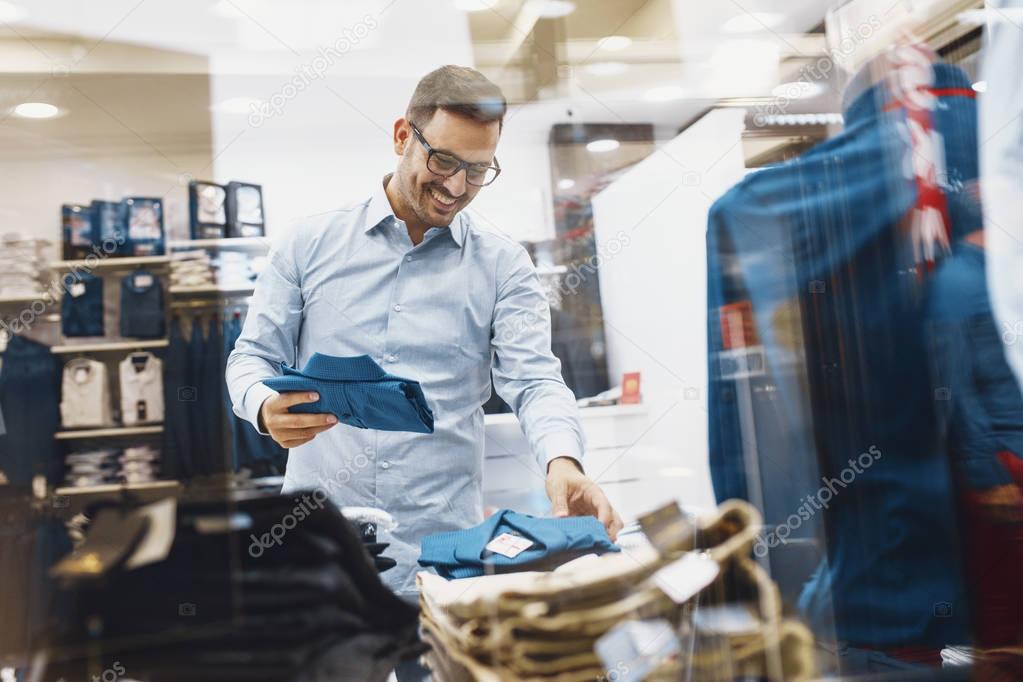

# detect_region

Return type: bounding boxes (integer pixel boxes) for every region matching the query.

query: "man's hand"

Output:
[259,392,337,449]
[545,457,624,541]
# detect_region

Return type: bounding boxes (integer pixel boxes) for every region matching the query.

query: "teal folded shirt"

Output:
[418,509,619,579]
[262,353,434,433]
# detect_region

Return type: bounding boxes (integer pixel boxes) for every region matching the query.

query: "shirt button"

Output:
[393,304,402,312]
[405,255,413,263]
[381,462,391,470]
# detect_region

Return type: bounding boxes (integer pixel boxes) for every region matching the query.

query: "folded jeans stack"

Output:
[417,500,816,682]
[214,251,256,289]
[64,449,120,488]
[120,445,160,484]
[169,250,215,289]
[0,234,48,298]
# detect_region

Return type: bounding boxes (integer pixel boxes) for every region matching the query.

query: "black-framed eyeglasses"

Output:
[409,121,501,187]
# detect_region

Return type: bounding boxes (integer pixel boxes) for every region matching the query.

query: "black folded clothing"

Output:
[40,488,424,682]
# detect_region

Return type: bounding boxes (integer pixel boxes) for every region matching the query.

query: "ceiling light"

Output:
[584,61,628,77]
[771,80,825,99]
[12,102,61,119]
[557,178,576,190]
[536,1,575,19]
[454,0,494,11]
[721,12,784,34]
[597,35,632,51]
[586,138,619,153]
[972,80,987,93]
[211,97,262,114]
[0,1,27,23]
[644,85,687,102]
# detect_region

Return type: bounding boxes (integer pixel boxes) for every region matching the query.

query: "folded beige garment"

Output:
[417,501,818,681]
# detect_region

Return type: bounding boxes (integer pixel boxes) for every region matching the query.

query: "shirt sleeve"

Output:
[490,246,586,474]
[225,232,305,435]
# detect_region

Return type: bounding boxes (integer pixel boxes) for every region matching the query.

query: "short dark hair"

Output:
[406,65,507,130]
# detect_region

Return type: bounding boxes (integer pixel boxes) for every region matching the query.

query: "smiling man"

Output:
[226,65,623,606]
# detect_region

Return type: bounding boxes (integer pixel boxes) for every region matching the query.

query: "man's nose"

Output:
[442,169,467,197]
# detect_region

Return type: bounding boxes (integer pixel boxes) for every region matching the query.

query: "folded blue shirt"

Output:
[418,509,619,579]
[262,353,434,434]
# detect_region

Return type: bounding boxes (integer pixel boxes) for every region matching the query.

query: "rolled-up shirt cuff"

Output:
[238,381,278,436]
[538,431,585,475]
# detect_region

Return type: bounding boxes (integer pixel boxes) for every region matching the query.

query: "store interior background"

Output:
[0,0,985,521]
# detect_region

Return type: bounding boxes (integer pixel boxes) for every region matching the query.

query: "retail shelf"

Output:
[168,237,271,250]
[169,284,256,296]
[50,255,171,270]
[55,480,179,496]
[0,294,45,304]
[55,424,164,440]
[52,339,169,354]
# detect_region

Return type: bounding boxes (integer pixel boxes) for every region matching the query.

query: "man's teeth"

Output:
[430,188,456,207]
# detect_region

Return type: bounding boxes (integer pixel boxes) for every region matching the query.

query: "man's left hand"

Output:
[545,457,624,541]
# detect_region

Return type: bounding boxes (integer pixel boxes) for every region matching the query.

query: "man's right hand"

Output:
[259,392,337,449]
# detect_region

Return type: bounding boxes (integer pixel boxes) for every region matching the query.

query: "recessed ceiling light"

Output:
[0,1,27,23]
[12,102,61,119]
[557,178,576,190]
[972,80,988,93]
[644,85,687,102]
[597,35,632,51]
[771,80,825,99]
[584,61,628,77]
[537,1,575,19]
[211,97,262,114]
[586,138,619,153]
[454,0,494,11]
[721,12,784,34]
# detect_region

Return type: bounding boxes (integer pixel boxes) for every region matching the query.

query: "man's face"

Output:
[393,108,500,227]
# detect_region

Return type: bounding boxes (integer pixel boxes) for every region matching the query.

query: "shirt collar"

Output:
[364,174,466,248]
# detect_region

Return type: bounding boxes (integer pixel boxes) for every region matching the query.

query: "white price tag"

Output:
[653,552,720,604]
[69,282,86,298]
[485,533,534,558]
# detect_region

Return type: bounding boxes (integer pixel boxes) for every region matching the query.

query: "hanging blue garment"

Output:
[706,62,977,648]
[263,353,434,434]
[0,336,61,486]
[927,243,1023,490]
[119,270,165,339]
[61,273,105,337]
[223,315,287,475]
[418,509,619,579]
[199,317,226,476]
[162,318,194,479]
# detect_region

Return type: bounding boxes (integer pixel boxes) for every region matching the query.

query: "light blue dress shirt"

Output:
[226,174,584,596]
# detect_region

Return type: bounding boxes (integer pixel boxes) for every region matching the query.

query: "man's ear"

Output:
[393,117,410,156]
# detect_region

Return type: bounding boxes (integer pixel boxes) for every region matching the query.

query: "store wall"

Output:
[0,40,214,245]
[592,107,748,513]
[206,2,555,244]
